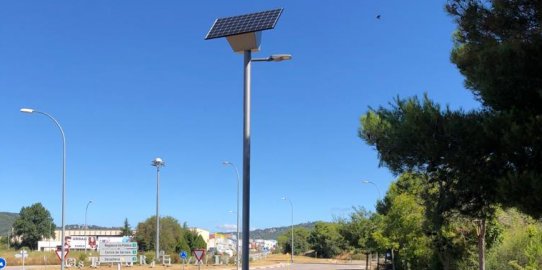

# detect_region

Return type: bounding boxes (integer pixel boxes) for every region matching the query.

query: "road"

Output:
[255,263,365,270]
[4,261,374,270]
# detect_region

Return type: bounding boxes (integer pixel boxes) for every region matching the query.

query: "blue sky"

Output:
[0,1,480,233]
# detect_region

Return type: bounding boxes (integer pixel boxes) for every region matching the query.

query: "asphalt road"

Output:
[257,263,365,270]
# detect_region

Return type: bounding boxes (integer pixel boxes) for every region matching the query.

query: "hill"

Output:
[0,212,18,235]
[223,222,318,240]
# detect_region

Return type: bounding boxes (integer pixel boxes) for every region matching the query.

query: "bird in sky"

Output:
[376,15,381,19]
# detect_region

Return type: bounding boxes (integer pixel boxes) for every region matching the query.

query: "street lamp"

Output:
[281,197,294,263]
[20,108,67,270]
[223,161,240,270]
[151,157,165,263]
[361,180,382,199]
[206,9,290,270]
[84,200,93,254]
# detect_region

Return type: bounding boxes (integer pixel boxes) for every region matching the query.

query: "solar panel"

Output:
[205,9,283,40]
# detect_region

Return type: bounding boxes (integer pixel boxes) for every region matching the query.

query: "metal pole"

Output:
[241,49,251,270]
[286,198,293,263]
[156,166,160,263]
[235,167,240,270]
[281,197,293,263]
[290,201,293,263]
[31,111,66,270]
[84,200,92,254]
[224,162,241,270]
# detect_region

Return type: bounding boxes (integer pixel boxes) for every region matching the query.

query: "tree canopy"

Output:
[133,216,206,255]
[12,203,55,250]
[446,0,542,217]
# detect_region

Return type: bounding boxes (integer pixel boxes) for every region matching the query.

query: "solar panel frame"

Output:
[205,8,283,40]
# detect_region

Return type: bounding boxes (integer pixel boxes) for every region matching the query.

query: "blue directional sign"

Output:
[0,257,7,270]
[180,251,187,259]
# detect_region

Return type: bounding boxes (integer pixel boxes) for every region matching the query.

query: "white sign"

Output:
[15,250,28,259]
[99,256,137,263]
[98,241,138,264]
[70,236,89,249]
[100,249,138,256]
[101,242,137,249]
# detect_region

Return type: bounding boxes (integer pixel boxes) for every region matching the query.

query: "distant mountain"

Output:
[0,212,18,235]
[221,222,319,240]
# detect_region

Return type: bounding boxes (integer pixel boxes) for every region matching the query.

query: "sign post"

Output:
[14,250,28,270]
[179,251,188,270]
[98,242,138,265]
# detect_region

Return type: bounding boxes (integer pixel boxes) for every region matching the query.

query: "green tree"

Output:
[375,192,432,270]
[446,0,542,218]
[308,222,345,258]
[12,203,55,250]
[487,208,542,270]
[277,227,310,255]
[189,232,207,251]
[360,96,500,270]
[120,218,133,236]
[134,216,183,253]
[338,207,377,253]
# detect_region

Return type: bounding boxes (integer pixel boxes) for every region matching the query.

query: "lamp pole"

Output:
[281,197,294,263]
[84,200,93,254]
[151,158,165,263]
[362,180,382,199]
[236,53,292,270]
[223,161,240,270]
[20,108,66,270]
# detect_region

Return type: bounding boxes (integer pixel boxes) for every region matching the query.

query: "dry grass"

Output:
[0,252,356,269]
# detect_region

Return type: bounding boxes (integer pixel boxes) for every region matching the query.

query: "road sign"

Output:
[0,257,7,270]
[98,241,138,263]
[55,249,69,261]
[180,251,187,259]
[101,242,137,249]
[193,249,205,262]
[99,249,138,256]
[99,256,138,263]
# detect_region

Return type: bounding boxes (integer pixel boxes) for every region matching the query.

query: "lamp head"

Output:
[20,108,35,113]
[269,54,292,62]
[223,161,231,166]
[152,157,165,167]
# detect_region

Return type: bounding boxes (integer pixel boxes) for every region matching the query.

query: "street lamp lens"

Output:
[20,108,35,113]
[270,54,292,62]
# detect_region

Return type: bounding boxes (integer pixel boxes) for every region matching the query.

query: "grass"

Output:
[0,251,361,269]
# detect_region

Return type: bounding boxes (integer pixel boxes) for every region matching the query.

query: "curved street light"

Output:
[361,180,382,199]
[20,108,67,270]
[281,196,294,263]
[223,161,240,270]
[84,200,93,254]
[151,157,165,263]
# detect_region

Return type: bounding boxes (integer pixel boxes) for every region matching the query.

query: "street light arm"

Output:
[362,180,382,199]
